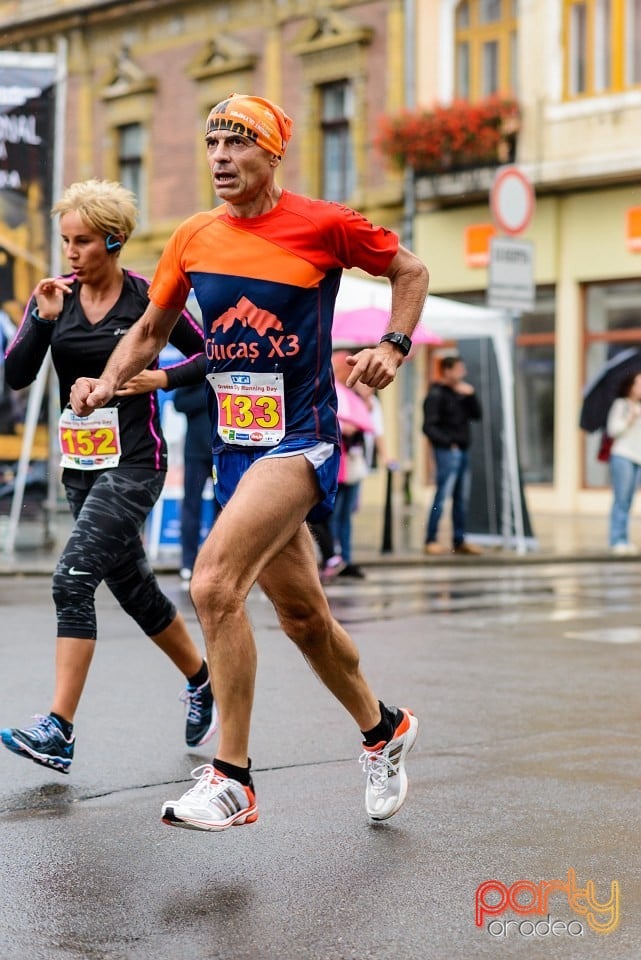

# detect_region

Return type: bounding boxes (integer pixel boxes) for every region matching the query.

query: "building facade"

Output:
[3,0,639,521]
[405,0,641,516]
[0,0,412,487]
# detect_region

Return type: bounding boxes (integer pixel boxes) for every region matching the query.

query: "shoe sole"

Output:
[1,733,71,774]
[161,804,258,832]
[368,711,418,821]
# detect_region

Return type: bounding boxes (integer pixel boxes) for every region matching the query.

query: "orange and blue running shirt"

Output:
[149,190,399,453]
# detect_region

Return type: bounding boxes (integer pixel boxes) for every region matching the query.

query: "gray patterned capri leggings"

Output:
[52,467,176,640]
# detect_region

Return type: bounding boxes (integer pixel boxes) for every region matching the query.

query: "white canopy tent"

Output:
[335,273,530,553]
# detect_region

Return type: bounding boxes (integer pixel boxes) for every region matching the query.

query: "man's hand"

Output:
[70,376,116,416]
[454,381,475,396]
[344,343,403,390]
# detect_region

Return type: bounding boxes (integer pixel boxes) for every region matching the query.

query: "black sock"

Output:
[187,659,209,688]
[50,712,73,740]
[361,701,400,747]
[214,757,253,789]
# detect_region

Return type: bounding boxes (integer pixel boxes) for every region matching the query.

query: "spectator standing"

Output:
[422,355,483,555]
[606,372,641,554]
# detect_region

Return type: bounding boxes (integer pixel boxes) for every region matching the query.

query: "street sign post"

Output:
[487,236,535,312]
[490,165,535,235]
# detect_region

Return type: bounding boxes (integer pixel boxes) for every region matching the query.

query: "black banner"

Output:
[0,53,57,510]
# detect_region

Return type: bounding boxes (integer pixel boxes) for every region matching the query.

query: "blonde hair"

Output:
[51,179,138,243]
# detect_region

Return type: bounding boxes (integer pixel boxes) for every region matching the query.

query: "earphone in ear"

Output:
[105,234,122,253]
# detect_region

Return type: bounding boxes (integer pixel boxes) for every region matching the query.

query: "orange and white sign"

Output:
[464,223,496,268]
[626,206,641,252]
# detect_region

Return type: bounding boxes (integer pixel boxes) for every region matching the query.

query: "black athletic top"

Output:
[5,270,206,472]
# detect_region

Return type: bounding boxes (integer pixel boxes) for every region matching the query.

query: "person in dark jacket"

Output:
[173,382,215,585]
[422,355,482,555]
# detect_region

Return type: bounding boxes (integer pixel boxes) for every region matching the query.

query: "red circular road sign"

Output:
[490,166,535,235]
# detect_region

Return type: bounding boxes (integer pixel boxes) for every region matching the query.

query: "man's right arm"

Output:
[70,302,182,415]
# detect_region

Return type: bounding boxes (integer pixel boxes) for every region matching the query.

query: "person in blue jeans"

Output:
[422,355,483,555]
[173,382,215,584]
[606,372,641,555]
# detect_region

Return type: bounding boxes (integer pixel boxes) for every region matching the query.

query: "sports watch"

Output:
[379,331,412,357]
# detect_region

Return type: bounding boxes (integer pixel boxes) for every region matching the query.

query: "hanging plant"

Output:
[376,95,520,175]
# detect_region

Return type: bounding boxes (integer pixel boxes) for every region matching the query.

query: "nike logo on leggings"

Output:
[68,567,91,576]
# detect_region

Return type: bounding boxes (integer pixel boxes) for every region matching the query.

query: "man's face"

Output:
[443,360,466,383]
[205,131,274,209]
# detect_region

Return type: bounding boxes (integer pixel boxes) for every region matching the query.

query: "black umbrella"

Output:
[580,348,641,432]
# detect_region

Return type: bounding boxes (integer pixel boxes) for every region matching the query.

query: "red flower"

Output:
[375,96,520,174]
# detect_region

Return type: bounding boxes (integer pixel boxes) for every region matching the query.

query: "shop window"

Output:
[514,288,556,485]
[583,279,641,487]
[441,285,556,485]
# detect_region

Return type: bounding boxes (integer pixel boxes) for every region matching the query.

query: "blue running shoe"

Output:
[0,714,74,774]
[180,679,218,748]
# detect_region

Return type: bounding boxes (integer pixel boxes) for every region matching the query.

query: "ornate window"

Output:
[454,0,517,100]
[320,80,355,202]
[117,122,143,203]
[565,0,641,97]
[101,48,156,227]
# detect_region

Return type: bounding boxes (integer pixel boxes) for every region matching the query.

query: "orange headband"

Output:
[206,94,294,158]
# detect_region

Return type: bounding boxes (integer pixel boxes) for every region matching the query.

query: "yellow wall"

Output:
[414,184,641,513]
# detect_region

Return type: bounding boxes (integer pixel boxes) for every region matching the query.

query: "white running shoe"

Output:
[161,764,258,832]
[360,708,418,821]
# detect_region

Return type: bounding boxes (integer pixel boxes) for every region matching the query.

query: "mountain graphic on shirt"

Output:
[211,296,284,337]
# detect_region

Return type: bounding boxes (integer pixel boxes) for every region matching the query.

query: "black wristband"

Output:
[379,331,412,357]
[31,307,57,326]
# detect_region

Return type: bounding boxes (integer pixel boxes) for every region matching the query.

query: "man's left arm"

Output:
[345,244,428,390]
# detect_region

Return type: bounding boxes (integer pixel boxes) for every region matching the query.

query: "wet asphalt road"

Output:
[0,562,640,960]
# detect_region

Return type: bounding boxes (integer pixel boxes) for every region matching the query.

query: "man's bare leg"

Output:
[258,522,381,732]
[189,454,330,766]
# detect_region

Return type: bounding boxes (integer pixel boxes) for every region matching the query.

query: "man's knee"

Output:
[190,562,241,620]
[277,599,331,646]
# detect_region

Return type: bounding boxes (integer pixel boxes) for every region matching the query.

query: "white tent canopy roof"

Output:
[335,272,510,342]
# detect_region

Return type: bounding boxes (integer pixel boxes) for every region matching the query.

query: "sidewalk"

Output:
[0,498,628,575]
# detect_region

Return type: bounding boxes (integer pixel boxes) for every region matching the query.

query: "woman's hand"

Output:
[115,369,169,395]
[33,277,73,320]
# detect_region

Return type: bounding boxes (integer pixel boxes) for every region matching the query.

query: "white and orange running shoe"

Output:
[161,764,258,832]
[360,708,418,821]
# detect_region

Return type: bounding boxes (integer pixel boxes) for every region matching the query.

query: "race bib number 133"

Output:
[207,371,285,447]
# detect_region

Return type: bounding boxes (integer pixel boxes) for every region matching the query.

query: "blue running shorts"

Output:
[212,438,340,523]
